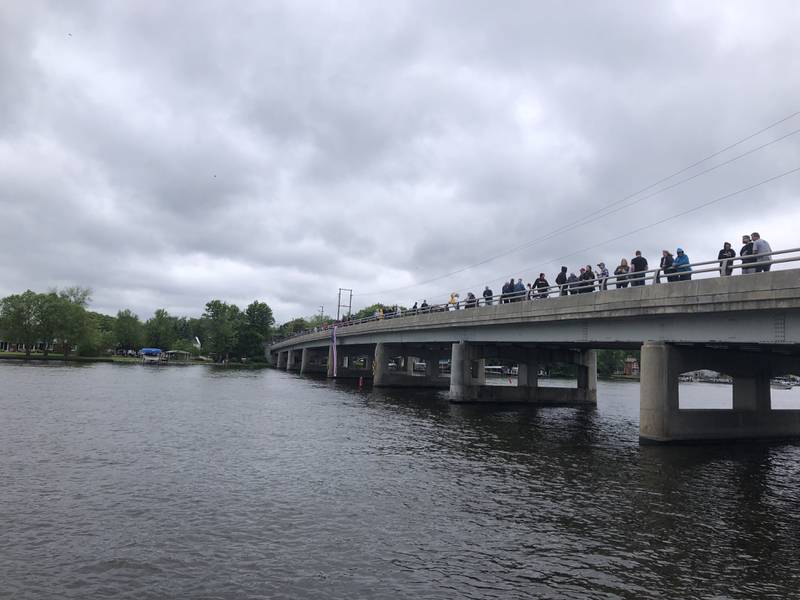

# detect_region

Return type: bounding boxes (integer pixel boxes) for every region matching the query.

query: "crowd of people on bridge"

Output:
[416,232,774,310]
[292,232,776,339]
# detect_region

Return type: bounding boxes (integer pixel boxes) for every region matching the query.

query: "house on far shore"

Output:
[0,340,57,353]
[623,357,640,376]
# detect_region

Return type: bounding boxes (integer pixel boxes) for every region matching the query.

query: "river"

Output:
[1,362,799,599]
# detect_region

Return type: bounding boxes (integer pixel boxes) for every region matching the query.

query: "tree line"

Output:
[0,287,274,362]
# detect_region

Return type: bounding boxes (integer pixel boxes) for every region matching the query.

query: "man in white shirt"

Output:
[751,232,772,272]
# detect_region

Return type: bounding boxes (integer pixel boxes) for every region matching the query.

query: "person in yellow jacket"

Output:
[448,293,460,310]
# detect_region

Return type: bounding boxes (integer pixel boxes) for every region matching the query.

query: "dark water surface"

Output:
[2,362,799,599]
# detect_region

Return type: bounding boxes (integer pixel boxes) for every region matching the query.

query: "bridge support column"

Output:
[450,342,482,400]
[450,344,597,405]
[299,347,328,376]
[286,349,300,371]
[277,351,288,370]
[639,342,800,444]
[373,343,451,388]
[326,344,375,379]
[300,348,311,375]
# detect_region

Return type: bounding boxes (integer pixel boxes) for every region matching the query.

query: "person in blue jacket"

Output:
[673,248,691,281]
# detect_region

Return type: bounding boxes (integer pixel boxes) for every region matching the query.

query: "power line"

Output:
[355,110,800,297]
[422,165,800,301]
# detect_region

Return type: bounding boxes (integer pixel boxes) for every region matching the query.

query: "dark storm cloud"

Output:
[1,0,799,321]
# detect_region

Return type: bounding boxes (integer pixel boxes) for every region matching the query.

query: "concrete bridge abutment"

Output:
[639,341,800,443]
[449,342,597,405]
[277,350,288,370]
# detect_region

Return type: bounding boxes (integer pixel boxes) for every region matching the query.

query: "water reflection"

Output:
[1,363,798,599]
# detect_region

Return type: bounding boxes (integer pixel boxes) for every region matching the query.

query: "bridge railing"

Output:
[271,246,799,345]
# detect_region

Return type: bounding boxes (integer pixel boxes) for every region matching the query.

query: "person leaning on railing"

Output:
[673,248,691,281]
[751,233,772,272]
[630,251,648,286]
[614,259,629,288]
[718,242,736,276]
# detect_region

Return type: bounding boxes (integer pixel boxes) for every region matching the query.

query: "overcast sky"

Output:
[2,1,799,322]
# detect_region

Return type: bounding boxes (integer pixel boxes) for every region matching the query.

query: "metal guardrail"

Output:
[272,246,797,344]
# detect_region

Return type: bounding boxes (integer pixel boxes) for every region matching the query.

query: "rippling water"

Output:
[1,362,799,599]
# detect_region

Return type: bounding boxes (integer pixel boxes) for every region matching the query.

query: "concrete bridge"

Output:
[268,270,800,444]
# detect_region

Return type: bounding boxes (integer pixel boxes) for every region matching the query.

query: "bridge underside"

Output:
[269,270,800,444]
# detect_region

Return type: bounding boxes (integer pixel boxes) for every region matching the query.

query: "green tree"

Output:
[202,300,242,361]
[55,287,92,358]
[351,303,400,320]
[276,317,309,338]
[34,292,63,357]
[114,309,143,350]
[234,300,275,359]
[597,349,631,377]
[0,290,40,358]
[145,308,176,349]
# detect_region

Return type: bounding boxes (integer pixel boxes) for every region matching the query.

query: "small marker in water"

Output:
[358,376,364,389]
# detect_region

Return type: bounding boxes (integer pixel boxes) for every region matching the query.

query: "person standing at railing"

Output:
[578,266,595,293]
[513,278,526,302]
[448,292,459,310]
[597,263,609,290]
[631,250,648,286]
[657,249,675,283]
[534,273,550,298]
[567,272,579,294]
[556,266,568,296]
[501,279,512,304]
[751,232,772,272]
[420,300,429,312]
[614,259,629,288]
[740,235,756,274]
[718,242,736,276]
[483,285,493,306]
[673,248,691,281]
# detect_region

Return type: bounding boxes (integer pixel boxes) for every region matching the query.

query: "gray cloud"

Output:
[1,0,799,322]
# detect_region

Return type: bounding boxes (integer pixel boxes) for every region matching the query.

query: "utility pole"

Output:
[319,305,324,322]
[336,288,353,320]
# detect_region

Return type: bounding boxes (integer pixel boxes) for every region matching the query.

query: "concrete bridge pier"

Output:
[300,347,328,375]
[326,344,374,379]
[286,348,301,371]
[449,343,597,405]
[640,341,800,443]
[372,342,451,388]
[277,350,288,370]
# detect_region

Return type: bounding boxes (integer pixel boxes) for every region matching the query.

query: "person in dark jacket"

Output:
[614,259,630,288]
[740,235,755,274]
[718,242,736,276]
[555,266,568,296]
[483,285,493,306]
[500,280,511,304]
[567,272,579,295]
[658,250,675,283]
[631,250,648,286]
[534,273,550,299]
[579,266,595,293]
